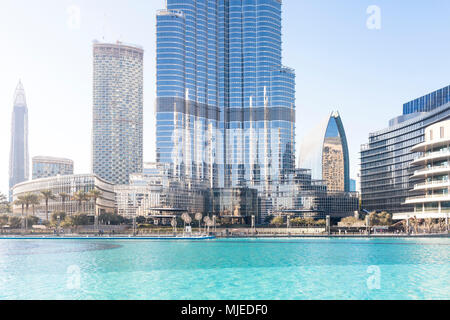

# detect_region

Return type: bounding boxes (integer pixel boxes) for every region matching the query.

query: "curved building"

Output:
[92,41,144,185]
[32,156,74,180]
[155,0,296,189]
[12,174,115,217]
[298,111,350,192]
[360,88,450,214]
[9,80,29,200]
[394,119,450,220]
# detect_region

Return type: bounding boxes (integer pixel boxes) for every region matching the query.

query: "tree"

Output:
[59,192,70,215]
[18,193,40,230]
[304,217,316,226]
[0,215,9,226]
[8,216,22,229]
[14,198,25,219]
[369,211,393,226]
[0,193,10,213]
[411,217,419,234]
[40,190,56,221]
[264,215,274,224]
[51,212,67,223]
[70,213,91,226]
[290,217,304,226]
[72,190,89,213]
[424,218,434,234]
[88,188,102,227]
[401,219,409,234]
[316,219,326,226]
[271,216,284,227]
[98,212,124,225]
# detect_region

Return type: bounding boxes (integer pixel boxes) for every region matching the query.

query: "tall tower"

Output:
[92,41,144,185]
[9,80,29,200]
[155,0,296,190]
[298,111,350,192]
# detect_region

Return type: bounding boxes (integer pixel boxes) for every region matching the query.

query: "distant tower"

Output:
[92,41,144,185]
[298,111,350,192]
[9,80,29,200]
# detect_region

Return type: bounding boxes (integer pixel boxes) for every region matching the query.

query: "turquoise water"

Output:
[0,237,449,300]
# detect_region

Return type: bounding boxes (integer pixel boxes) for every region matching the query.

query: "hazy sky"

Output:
[1,0,450,195]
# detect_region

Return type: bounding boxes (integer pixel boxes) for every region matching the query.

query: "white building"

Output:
[394,119,450,221]
[92,41,144,185]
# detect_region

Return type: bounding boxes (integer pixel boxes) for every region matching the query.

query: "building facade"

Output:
[9,81,29,200]
[12,174,115,217]
[298,111,350,192]
[155,0,296,190]
[92,41,144,185]
[115,162,208,218]
[361,93,450,213]
[271,168,358,220]
[32,156,74,180]
[393,120,450,220]
[403,85,450,115]
[210,187,258,224]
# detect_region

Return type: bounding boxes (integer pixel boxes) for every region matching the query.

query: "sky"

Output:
[1,0,450,195]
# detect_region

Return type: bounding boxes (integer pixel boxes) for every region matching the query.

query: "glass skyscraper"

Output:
[8,80,29,200]
[32,156,74,180]
[361,88,450,213]
[403,85,450,115]
[156,0,296,190]
[92,41,144,185]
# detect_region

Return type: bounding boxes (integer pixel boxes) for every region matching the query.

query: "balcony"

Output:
[414,180,450,190]
[405,193,450,204]
[411,137,450,152]
[413,164,450,178]
[411,149,450,165]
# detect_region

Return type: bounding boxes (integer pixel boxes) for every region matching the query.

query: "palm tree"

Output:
[88,189,102,229]
[40,190,56,221]
[425,218,433,234]
[13,198,25,220]
[59,192,70,216]
[18,193,40,230]
[72,190,89,214]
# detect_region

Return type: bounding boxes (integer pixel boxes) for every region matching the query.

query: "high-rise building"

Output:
[155,0,296,190]
[361,87,450,213]
[392,119,450,221]
[403,85,450,115]
[298,111,350,192]
[8,80,29,200]
[92,41,144,185]
[32,156,74,180]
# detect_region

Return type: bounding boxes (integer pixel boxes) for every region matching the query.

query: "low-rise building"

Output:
[12,174,115,218]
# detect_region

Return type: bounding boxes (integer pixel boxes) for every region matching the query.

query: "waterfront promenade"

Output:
[0,227,448,239]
